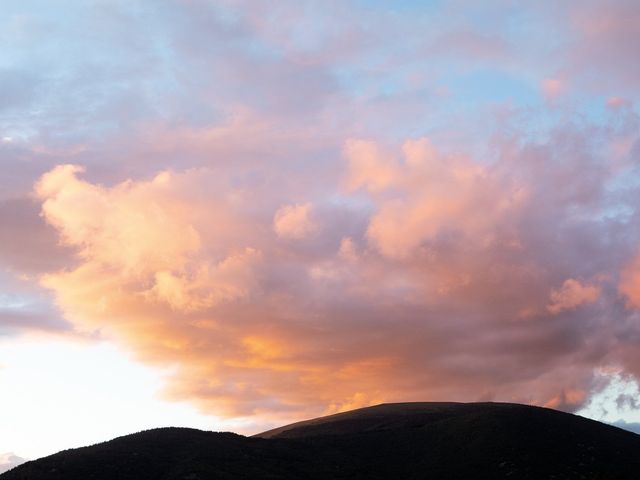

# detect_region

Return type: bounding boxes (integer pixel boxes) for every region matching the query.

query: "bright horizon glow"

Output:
[0,337,264,461]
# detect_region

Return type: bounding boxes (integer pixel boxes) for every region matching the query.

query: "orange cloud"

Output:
[544,388,587,410]
[35,165,201,275]
[34,165,408,418]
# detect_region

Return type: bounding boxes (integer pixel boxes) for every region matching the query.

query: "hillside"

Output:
[3,402,640,479]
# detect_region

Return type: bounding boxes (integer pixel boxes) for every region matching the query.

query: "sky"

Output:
[2,0,640,469]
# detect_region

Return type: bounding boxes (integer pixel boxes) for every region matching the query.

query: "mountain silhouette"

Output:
[3,402,639,479]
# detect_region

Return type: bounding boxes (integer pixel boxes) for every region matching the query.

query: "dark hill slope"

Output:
[0,428,333,480]
[3,402,640,479]
[257,402,640,478]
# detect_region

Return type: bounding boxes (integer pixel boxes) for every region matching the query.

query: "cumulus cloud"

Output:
[349,137,527,258]
[35,166,266,321]
[32,115,640,420]
[34,165,202,275]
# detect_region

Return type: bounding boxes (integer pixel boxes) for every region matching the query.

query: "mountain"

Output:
[3,402,639,479]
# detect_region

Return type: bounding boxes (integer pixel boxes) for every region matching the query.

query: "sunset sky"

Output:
[3,0,640,469]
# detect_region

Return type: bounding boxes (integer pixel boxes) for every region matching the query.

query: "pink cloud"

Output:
[547,279,600,315]
[273,203,318,239]
[619,255,640,309]
[348,137,528,258]
[30,118,639,421]
[343,139,398,193]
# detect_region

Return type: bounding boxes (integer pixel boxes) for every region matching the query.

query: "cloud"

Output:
[35,165,203,275]
[0,197,74,274]
[273,203,318,239]
[348,137,527,259]
[338,237,358,262]
[344,139,399,193]
[568,0,640,90]
[547,279,600,315]
[4,0,640,428]
[0,269,71,337]
[31,114,640,421]
[619,255,640,308]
